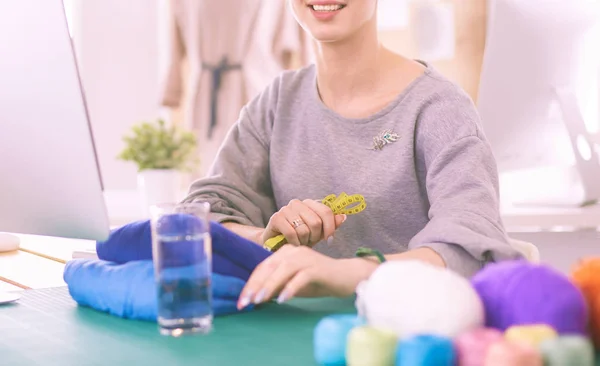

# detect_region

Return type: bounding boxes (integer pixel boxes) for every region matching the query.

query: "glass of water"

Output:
[150,201,212,336]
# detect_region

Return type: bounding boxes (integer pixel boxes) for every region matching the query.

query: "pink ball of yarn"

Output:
[471,260,588,335]
[484,340,543,366]
[455,328,504,366]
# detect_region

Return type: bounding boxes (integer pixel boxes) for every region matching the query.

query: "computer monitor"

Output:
[478,0,600,208]
[0,0,110,241]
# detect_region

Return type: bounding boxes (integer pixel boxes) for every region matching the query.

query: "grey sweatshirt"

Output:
[183,62,522,277]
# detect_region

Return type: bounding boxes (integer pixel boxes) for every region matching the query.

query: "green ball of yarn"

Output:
[540,335,595,366]
[346,326,398,366]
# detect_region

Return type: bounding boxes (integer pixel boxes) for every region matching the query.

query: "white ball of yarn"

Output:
[355,260,484,339]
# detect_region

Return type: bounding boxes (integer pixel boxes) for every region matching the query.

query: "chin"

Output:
[307,27,350,43]
[297,17,368,44]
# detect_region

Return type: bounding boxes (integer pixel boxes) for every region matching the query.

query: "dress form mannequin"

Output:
[159,0,312,178]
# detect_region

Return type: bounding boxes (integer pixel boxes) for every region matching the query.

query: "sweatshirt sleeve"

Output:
[409,84,523,277]
[181,82,278,228]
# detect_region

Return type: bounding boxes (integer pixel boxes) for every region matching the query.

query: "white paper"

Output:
[377,0,410,30]
[413,2,456,61]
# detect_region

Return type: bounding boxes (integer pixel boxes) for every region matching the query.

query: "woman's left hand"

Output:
[236,245,379,309]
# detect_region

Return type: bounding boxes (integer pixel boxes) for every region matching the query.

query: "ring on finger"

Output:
[291,218,305,229]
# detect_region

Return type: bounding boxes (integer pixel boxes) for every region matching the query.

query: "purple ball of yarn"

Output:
[471,260,588,335]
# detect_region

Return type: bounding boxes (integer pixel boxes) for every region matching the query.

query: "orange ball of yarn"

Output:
[571,257,600,349]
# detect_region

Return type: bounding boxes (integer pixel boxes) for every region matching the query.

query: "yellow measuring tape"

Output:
[263,192,367,252]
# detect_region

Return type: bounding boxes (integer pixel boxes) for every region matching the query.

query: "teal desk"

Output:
[2,288,600,365]
[0,287,355,366]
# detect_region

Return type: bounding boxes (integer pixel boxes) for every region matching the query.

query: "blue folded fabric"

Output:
[96,216,271,281]
[64,259,252,321]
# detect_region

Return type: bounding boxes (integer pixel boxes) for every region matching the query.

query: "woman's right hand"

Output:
[260,199,347,247]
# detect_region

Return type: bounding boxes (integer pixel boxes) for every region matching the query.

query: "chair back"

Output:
[509,238,541,263]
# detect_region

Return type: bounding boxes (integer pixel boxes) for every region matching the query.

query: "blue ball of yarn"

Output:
[395,334,456,366]
[314,314,365,366]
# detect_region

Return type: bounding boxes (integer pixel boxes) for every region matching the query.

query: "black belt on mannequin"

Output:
[201,56,242,139]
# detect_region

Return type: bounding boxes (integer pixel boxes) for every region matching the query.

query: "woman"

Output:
[183,0,522,309]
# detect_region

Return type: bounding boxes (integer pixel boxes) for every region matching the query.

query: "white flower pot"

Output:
[137,169,181,216]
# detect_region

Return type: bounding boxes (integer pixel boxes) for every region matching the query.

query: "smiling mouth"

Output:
[309,3,346,12]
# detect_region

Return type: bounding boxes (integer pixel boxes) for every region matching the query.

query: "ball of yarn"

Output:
[346,326,397,366]
[471,260,588,334]
[314,314,366,366]
[484,340,543,366]
[571,257,600,348]
[395,334,455,366]
[504,324,558,347]
[540,335,595,366]
[357,261,484,339]
[454,327,504,366]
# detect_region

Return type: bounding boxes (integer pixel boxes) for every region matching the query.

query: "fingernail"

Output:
[277,291,289,304]
[342,214,347,223]
[238,291,253,309]
[254,288,267,304]
[327,235,334,245]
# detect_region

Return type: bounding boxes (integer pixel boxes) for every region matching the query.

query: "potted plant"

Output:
[118,119,198,215]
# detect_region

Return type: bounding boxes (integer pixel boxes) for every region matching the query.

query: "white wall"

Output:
[70,0,164,191]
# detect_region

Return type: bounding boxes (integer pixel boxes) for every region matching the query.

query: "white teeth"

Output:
[312,4,343,12]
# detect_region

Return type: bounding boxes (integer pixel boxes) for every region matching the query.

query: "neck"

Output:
[314,22,386,102]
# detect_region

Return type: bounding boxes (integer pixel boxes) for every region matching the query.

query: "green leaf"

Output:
[117,119,199,172]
